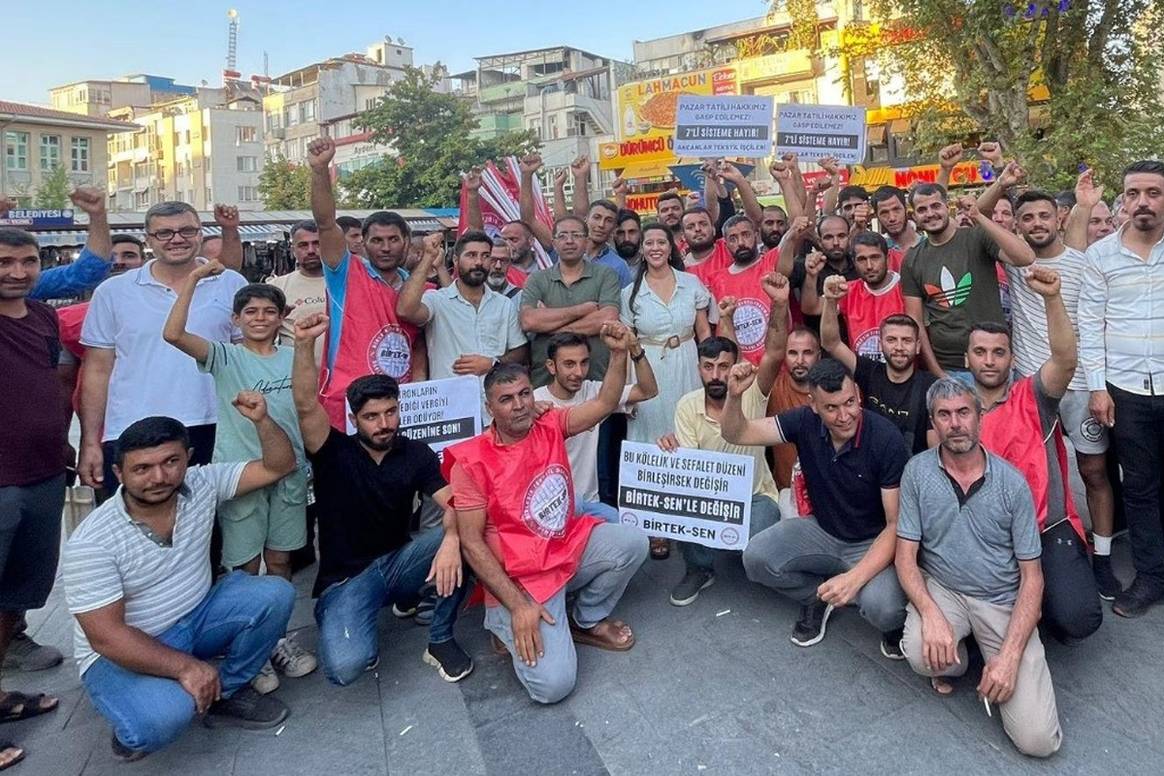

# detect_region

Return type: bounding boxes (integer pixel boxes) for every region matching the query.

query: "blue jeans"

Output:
[576,497,621,524]
[314,527,467,686]
[681,494,782,571]
[82,572,295,753]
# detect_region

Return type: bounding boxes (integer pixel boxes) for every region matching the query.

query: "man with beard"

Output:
[485,240,523,300]
[450,327,647,704]
[759,205,789,251]
[871,186,920,265]
[63,406,298,762]
[291,314,472,685]
[836,185,871,229]
[802,231,906,362]
[656,190,685,244]
[705,215,782,365]
[660,280,786,605]
[682,165,765,284]
[896,379,1062,757]
[397,230,527,388]
[726,359,910,657]
[780,215,859,300]
[900,177,1035,382]
[307,136,427,430]
[1079,160,1164,618]
[965,265,1102,641]
[267,220,327,364]
[1006,191,1118,600]
[613,209,643,272]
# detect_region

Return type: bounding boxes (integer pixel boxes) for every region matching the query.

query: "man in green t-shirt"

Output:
[901,178,1036,382]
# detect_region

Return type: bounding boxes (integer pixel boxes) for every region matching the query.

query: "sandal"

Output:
[0,742,24,772]
[930,677,955,696]
[0,692,58,724]
[569,617,636,652]
[649,538,670,560]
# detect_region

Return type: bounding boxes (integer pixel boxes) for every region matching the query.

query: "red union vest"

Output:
[979,377,1086,541]
[838,273,906,361]
[319,260,418,430]
[706,248,781,365]
[444,409,600,604]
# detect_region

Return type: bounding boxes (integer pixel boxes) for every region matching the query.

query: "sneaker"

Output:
[1112,576,1164,618]
[250,659,280,695]
[790,601,834,647]
[3,633,64,672]
[110,733,147,763]
[880,629,906,660]
[422,640,474,682]
[414,592,437,627]
[271,635,317,679]
[668,569,715,607]
[203,687,290,730]
[1093,555,1123,602]
[391,601,418,619]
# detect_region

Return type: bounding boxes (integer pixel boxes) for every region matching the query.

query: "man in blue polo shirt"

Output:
[722,358,910,657]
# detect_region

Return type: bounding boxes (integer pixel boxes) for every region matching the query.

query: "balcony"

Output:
[526,91,612,135]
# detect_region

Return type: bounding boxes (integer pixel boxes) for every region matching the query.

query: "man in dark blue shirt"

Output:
[721,359,910,657]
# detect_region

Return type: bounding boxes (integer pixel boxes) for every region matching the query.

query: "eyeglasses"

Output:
[147,227,201,242]
[554,232,586,241]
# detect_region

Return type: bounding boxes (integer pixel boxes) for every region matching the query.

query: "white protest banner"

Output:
[396,375,482,459]
[775,104,867,164]
[673,95,775,158]
[617,441,753,550]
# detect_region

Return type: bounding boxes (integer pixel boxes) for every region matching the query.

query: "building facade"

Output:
[1,101,135,205]
[49,75,199,118]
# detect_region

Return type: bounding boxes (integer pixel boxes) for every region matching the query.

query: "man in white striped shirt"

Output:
[63,397,298,761]
[1007,189,1119,600]
[1078,159,1164,618]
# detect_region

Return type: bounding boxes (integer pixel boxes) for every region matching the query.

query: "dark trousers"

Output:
[596,413,627,507]
[1109,386,1164,583]
[1040,520,1102,640]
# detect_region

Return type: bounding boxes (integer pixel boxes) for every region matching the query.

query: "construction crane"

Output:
[223,9,241,84]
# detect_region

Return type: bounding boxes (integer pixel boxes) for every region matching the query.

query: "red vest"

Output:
[706,248,781,365]
[980,377,1086,541]
[444,409,600,604]
[838,273,905,361]
[320,261,419,430]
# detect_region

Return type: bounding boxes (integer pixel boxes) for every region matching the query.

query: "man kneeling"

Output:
[63,401,298,761]
[450,322,648,704]
[897,378,1062,758]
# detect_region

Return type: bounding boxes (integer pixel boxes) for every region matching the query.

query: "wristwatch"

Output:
[630,348,646,363]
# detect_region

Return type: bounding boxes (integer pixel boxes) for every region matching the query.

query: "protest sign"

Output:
[617,441,753,550]
[396,376,482,458]
[674,95,775,158]
[775,105,867,164]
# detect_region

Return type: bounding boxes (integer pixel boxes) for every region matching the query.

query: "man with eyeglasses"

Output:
[78,201,247,495]
[519,215,621,388]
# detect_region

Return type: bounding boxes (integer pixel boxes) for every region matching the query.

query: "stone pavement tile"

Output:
[81,725,245,776]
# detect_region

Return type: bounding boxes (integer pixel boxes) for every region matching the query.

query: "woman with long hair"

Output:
[620,223,713,559]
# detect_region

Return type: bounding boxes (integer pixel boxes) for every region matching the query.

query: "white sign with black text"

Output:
[775,104,867,164]
[674,95,775,158]
[345,375,481,459]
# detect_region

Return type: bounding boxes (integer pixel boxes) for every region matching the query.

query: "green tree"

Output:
[775,1,1164,190]
[35,165,70,208]
[258,154,310,209]
[341,67,539,208]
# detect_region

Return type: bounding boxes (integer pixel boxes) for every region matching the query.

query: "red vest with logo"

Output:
[980,377,1086,541]
[444,409,600,604]
[838,273,906,361]
[320,260,418,430]
[706,248,781,365]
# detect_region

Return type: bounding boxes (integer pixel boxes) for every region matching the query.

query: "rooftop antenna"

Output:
[224,9,241,85]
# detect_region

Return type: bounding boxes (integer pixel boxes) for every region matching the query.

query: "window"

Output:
[236,156,258,172]
[236,125,257,144]
[266,111,281,132]
[299,99,316,123]
[285,106,298,127]
[185,130,191,144]
[237,185,258,202]
[39,135,61,171]
[5,131,29,171]
[175,161,186,177]
[134,191,150,209]
[72,137,91,172]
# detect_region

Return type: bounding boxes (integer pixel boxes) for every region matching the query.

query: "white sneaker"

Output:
[271,635,317,679]
[251,659,280,695]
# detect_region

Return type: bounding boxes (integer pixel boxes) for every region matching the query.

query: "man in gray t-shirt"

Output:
[895,378,1062,758]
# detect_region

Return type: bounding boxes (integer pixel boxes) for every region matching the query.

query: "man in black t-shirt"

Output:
[291,313,471,686]
[721,359,910,658]
[820,277,936,455]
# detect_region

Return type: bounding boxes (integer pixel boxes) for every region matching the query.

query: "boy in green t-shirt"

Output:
[164,259,317,691]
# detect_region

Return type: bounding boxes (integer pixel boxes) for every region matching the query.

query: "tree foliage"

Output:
[258,154,310,210]
[340,67,540,208]
[35,165,70,208]
[775,0,1164,190]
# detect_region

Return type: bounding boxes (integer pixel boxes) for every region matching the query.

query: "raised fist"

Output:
[68,187,106,216]
[519,153,544,176]
[307,137,336,170]
[938,143,964,170]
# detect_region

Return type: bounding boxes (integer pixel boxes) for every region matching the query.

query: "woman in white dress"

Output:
[621,224,712,558]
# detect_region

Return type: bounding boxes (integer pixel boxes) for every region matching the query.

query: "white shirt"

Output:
[63,463,245,675]
[420,282,525,379]
[533,380,633,503]
[1078,226,1164,395]
[1006,248,1088,391]
[80,260,247,440]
